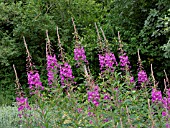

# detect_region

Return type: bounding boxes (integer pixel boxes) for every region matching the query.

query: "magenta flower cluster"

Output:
[151,88,170,117]
[87,86,100,107]
[104,94,110,100]
[162,89,170,115]
[60,62,74,86]
[16,97,31,112]
[119,53,130,68]
[162,97,170,111]
[99,52,118,71]
[130,76,135,83]
[74,47,88,63]
[138,70,148,84]
[27,71,44,91]
[46,55,58,85]
[166,89,170,97]
[151,88,162,103]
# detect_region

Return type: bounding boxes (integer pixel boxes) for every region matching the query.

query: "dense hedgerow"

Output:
[9,20,170,127]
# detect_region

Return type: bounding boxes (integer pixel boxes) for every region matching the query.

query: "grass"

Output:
[0,104,20,128]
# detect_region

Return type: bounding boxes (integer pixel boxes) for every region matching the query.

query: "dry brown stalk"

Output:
[56,26,65,62]
[100,27,109,52]
[95,23,103,52]
[46,30,52,56]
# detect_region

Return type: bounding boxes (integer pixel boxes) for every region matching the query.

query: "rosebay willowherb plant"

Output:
[137,49,148,87]
[118,32,131,70]
[23,37,44,95]
[46,54,58,85]
[72,18,88,66]
[12,22,170,127]
[98,27,118,73]
[56,26,75,89]
[13,64,31,126]
[46,30,59,86]
[117,31,134,84]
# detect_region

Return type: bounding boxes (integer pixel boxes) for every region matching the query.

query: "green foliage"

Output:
[0,105,20,128]
[101,0,170,84]
[0,0,170,105]
[162,41,170,58]
[160,9,170,58]
[0,0,104,104]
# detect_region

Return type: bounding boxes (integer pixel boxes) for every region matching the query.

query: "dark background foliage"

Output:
[0,0,169,105]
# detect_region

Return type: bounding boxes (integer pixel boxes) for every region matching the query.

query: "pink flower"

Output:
[104,94,110,100]
[27,71,44,91]
[166,123,170,128]
[166,88,170,97]
[162,111,166,116]
[89,120,93,124]
[77,108,83,113]
[59,62,74,86]
[151,88,162,103]
[99,52,117,71]
[16,97,31,111]
[138,70,148,84]
[74,47,88,63]
[119,53,130,68]
[162,97,170,110]
[46,54,58,85]
[130,76,135,83]
[87,86,100,107]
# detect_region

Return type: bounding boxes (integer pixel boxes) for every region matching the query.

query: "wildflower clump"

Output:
[12,23,170,128]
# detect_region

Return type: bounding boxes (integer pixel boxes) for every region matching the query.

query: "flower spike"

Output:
[23,37,44,93]
[72,18,88,64]
[46,30,58,85]
[137,49,148,85]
